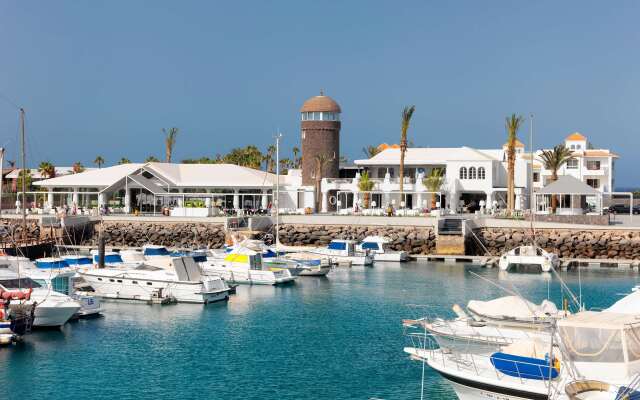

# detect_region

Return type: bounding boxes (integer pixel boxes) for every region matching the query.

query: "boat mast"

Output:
[19,108,26,240]
[529,113,535,240]
[275,132,282,250]
[0,146,4,216]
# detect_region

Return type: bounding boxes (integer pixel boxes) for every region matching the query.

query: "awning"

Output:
[538,175,599,195]
[127,174,167,195]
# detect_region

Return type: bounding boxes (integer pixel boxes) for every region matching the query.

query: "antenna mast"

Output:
[20,108,26,239]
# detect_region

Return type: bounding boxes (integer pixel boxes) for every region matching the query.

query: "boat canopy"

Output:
[468,296,559,321]
[558,311,640,380]
[361,236,391,244]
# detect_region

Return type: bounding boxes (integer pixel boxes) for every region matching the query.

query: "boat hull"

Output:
[372,252,408,262]
[203,267,295,285]
[298,266,331,276]
[446,379,545,400]
[32,303,80,327]
[81,275,229,304]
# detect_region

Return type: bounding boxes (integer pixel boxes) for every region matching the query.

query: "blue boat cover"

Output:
[328,241,346,250]
[617,387,640,400]
[490,352,558,380]
[144,247,170,256]
[263,249,277,258]
[35,259,68,269]
[361,242,380,250]
[93,254,124,264]
[63,257,92,265]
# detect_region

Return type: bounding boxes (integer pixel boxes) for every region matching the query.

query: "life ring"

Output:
[329,196,337,206]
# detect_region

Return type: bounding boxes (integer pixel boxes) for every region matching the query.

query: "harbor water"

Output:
[1,261,636,400]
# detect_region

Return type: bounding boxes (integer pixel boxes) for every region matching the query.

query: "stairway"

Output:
[435,217,466,255]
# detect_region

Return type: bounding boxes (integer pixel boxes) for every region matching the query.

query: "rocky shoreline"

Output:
[476,228,640,259]
[78,221,640,260]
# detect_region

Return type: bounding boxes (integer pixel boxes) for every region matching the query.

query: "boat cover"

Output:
[468,296,559,320]
[605,290,640,314]
[490,352,558,380]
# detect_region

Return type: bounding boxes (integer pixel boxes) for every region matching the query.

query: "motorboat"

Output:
[356,236,408,262]
[404,335,560,400]
[80,256,230,304]
[466,295,567,329]
[499,245,559,273]
[0,268,80,327]
[405,309,640,400]
[311,240,373,266]
[403,304,548,355]
[202,247,296,285]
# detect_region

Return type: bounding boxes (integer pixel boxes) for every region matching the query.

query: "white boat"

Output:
[498,245,559,273]
[356,236,408,262]
[311,240,373,266]
[202,247,296,285]
[467,295,567,329]
[80,256,230,304]
[0,268,80,327]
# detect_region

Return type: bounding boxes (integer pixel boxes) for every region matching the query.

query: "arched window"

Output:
[459,167,467,179]
[478,167,485,179]
[469,167,476,179]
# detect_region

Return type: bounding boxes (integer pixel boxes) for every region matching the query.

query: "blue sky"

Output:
[1,1,639,186]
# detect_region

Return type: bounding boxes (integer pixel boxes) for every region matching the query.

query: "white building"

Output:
[28,134,616,217]
[31,162,310,216]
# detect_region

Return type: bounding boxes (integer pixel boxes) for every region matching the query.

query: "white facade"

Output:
[323,132,616,214]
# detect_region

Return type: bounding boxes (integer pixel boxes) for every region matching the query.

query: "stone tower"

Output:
[300,92,341,186]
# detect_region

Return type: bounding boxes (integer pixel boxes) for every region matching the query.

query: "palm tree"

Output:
[38,161,55,179]
[362,145,381,158]
[7,160,15,168]
[279,158,292,174]
[358,171,375,208]
[145,156,159,163]
[423,168,445,209]
[539,144,574,214]
[93,156,104,169]
[118,158,131,165]
[399,105,416,203]
[505,114,525,215]
[72,162,84,173]
[163,127,179,163]
[264,145,276,172]
[313,153,332,211]
[292,146,301,168]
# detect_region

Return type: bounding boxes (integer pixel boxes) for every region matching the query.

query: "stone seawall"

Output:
[88,222,226,248]
[476,228,640,259]
[277,224,437,254]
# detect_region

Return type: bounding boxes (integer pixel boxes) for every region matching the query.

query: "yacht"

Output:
[311,240,373,266]
[0,268,81,327]
[499,245,559,273]
[202,247,296,285]
[80,256,230,304]
[356,236,408,262]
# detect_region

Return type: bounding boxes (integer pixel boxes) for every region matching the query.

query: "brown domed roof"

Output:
[300,93,341,113]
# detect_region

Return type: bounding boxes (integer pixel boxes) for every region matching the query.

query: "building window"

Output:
[587,179,599,189]
[469,167,476,179]
[533,172,540,183]
[478,167,485,180]
[576,144,581,150]
[566,158,579,169]
[586,160,601,170]
[459,167,467,179]
[570,144,575,149]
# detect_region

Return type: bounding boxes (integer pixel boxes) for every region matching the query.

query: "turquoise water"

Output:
[1,262,637,400]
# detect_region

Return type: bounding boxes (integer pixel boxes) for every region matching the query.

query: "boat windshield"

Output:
[0,277,42,289]
[328,241,346,251]
[361,242,380,250]
[144,247,170,256]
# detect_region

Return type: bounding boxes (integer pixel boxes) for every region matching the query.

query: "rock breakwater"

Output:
[278,224,436,254]
[477,228,640,259]
[89,222,226,248]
